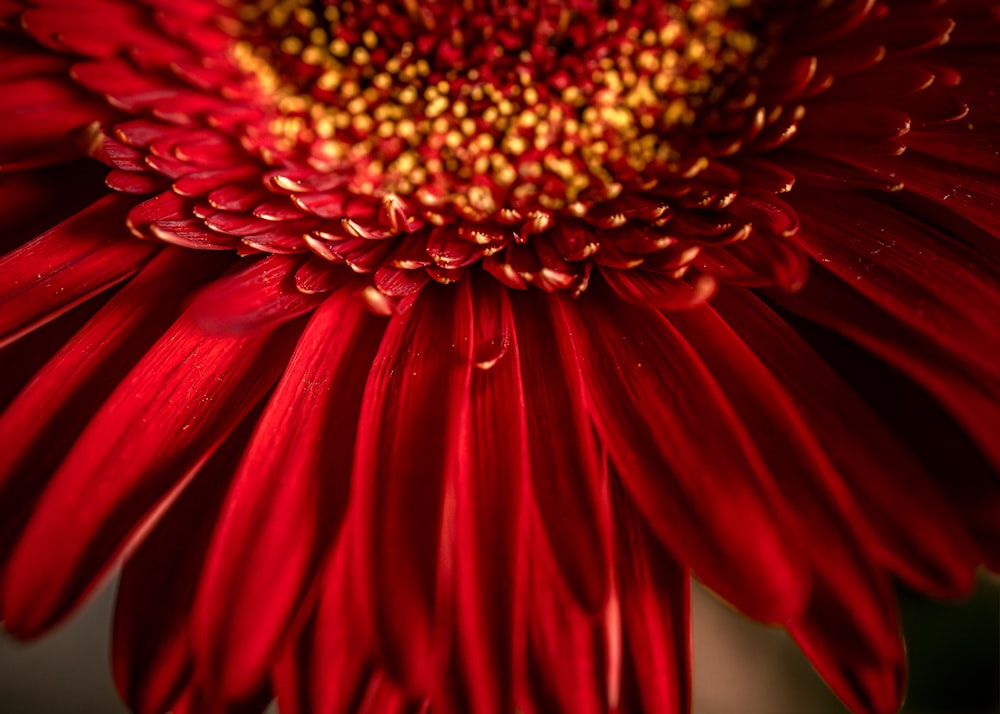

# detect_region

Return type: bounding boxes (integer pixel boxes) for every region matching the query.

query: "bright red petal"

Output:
[0,194,157,347]
[0,248,229,612]
[192,287,386,700]
[349,282,474,693]
[1,256,315,636]
[443,278,527,714]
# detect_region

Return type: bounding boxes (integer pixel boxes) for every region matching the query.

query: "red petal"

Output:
[192,288,386,700]
[0,75,114,162]
[114,418,254,714]
[668,305,876,550]
[516,516,607,714]
[1,257,314,637]
[349,282,474,693]
[601,267,717,311]
[22,3,186,60]
[0,249,229,568]
[846,147,1000,237]
[444,278,527,714]
[169,683,273,714]
[510,290,611,614]
[775,150,905,191]
[0,194,158,348]
[713,287,979,596]
[554,290,808,623]
[0,161,109,254]
[792,189,1000,382]
[789,571,904,714]
[613,486,690,714]
[274,536,377,714]
[0,37,69,82]
[773,270,1000,561]
[777,267,1000,474]
[667,306,906,712]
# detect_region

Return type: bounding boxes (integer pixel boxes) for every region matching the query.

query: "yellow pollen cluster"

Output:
[231,0,757,218]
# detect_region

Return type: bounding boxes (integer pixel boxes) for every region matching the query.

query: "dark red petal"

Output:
[555,289,808,624]
[349,282,474,693]
[106,168,170,194]
[847,148,1000,237]
[697,231,810,291]
[789,571,904,714]
[712,287,979,596]
[0,37,69,82]
[192,288,386,701]
[0,161,109,254]
[114,417,255,714]
[775,150,904,191]
[601,267,717,311]
[668,306,906,712]
[791,188,1000,382]
[0,194,158,347]
[796,102,911,149]
[613,485,690,714]
[516,518,607,714]
[667,305,874,545]
[1,257,314,637]
[272,537,376,714]
[170,683,273,714]
[354,673,413,714]
[22,2,187,60]
[773,270,1000,562]
[0,75,114,163]
[777,266,1000,473]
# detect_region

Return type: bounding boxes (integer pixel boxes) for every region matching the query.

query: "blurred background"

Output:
[1,575,997,713]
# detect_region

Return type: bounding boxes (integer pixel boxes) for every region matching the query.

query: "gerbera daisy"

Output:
[0,0,998,712]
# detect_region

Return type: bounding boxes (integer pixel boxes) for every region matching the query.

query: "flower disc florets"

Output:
[213,0,772,300]
[236,0,759,211]
[73,0,808,307]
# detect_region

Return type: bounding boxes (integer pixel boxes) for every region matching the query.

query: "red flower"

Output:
[1,0,998,712]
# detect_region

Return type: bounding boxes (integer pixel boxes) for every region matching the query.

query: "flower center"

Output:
[233,0,759,219]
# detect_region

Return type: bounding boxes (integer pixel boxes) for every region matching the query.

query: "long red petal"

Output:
[554,288,808,624]
[0,248,229,577]
[0,161,109,254]
[273,534,377,714]
[192,288,386,701]
[0,75,114,164]
[789,571,904,714]
[0,194,158,347]
[113,416,255,714]
[713,287,979,596]
[613,483,690,714]
[776,267,1000,477]
[774,270,1000,563]
[509,290,611,614]
[792,188,1000,382]
[668,305,906,713]
[442,277,527,714]
[349,282,474,693]
[1,256,315,637]
[516,515,607,714]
